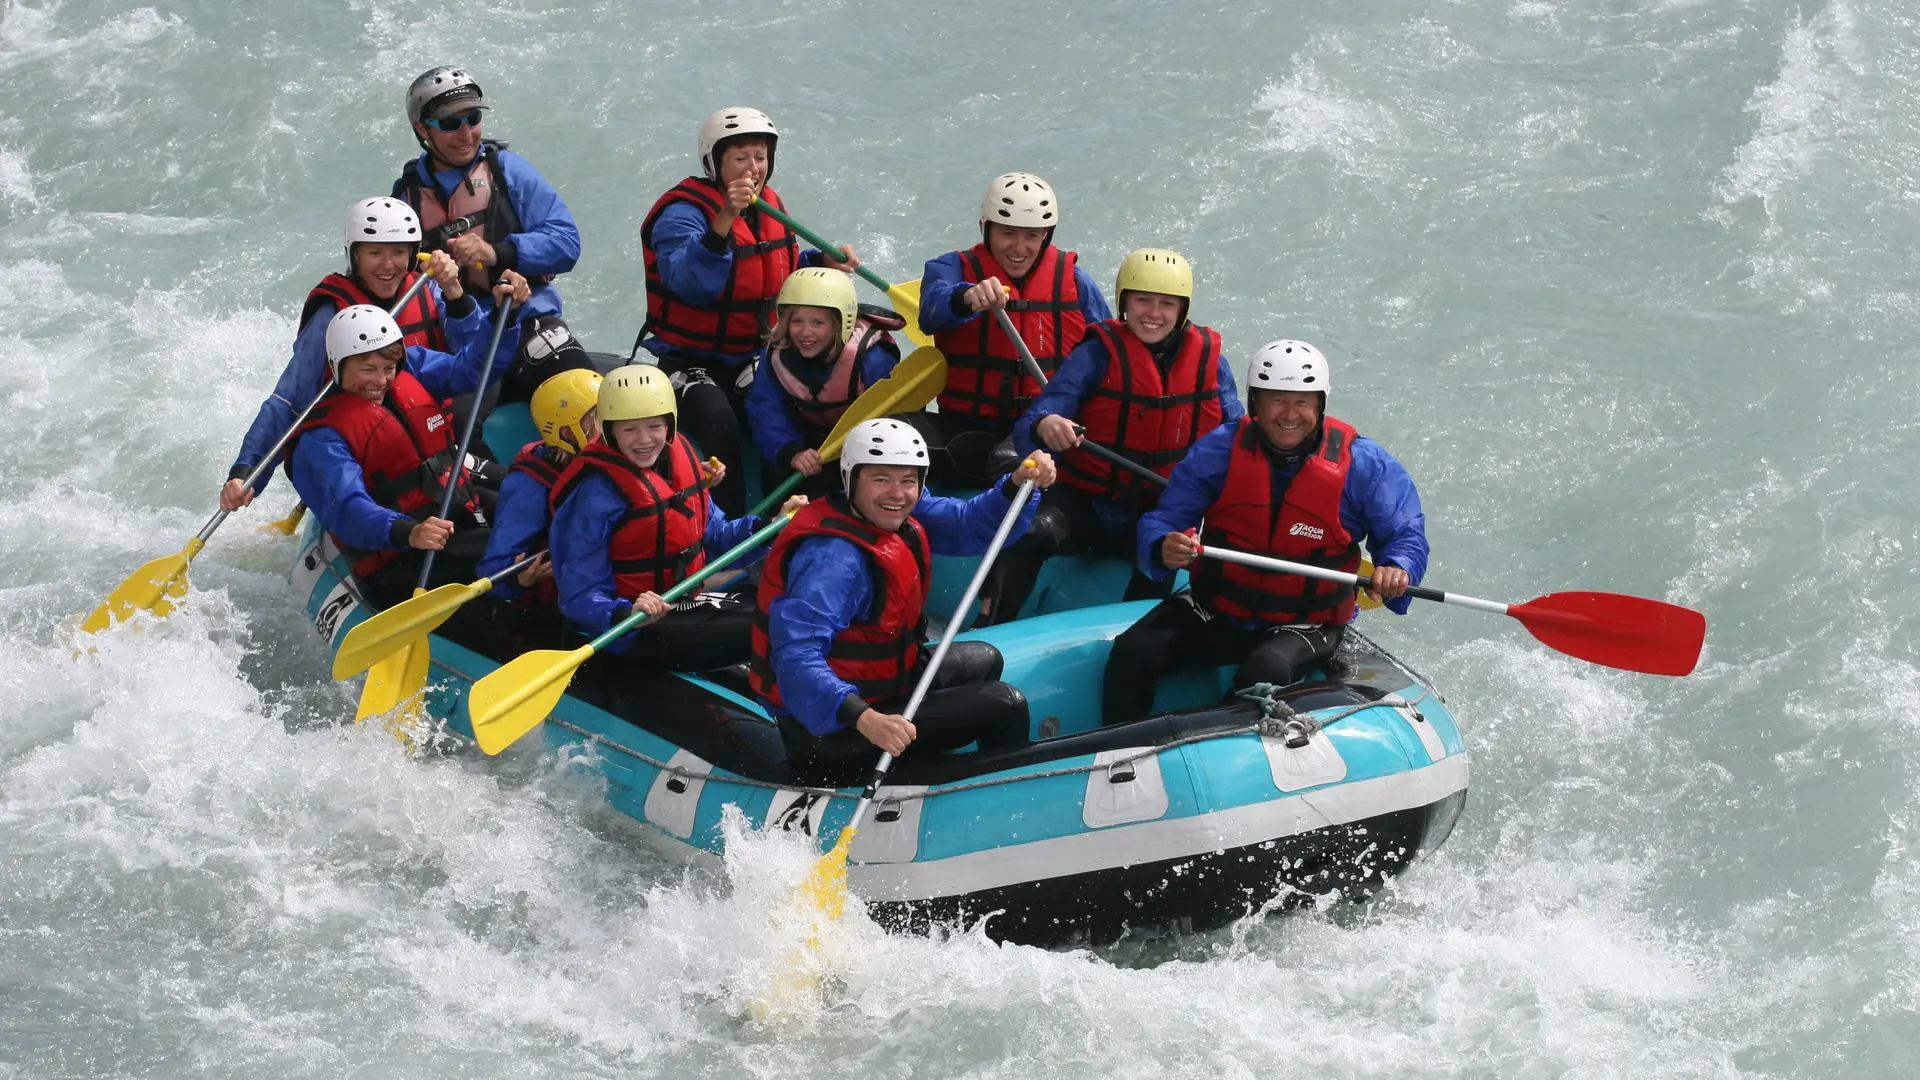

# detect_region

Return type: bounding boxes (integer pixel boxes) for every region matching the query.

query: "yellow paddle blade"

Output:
[1357,558,1385,612]
[331,578,493,680]
[799,825,855,922]
[355,631,430,724]
[262,504,307,536]
[81,538,203,634]
[886,279,932,348]
[468,644,595,755]
[817,346,948,461]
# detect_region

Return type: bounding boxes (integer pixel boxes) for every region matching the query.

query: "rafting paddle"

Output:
[798,465,1040,922]
[467,511,797,755]
[749,199,932,348]
[355,294,516,724]
[746,344,948,519]
[1194,543,1705,675]
[263,503,308,535]
[81,261,438,634]
[330,553,542,680]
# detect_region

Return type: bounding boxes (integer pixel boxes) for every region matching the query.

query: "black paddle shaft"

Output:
[417,297,515,590]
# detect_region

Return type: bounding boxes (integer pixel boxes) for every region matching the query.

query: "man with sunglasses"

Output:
[394,66,589,428]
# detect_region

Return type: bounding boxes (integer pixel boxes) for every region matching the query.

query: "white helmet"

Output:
[698,107,778,179]
[407,66,488,124]
[325,305,406,378]
[840,418,930,492]
[1247,339,1331,394]
[343,197,421,263]
[979,172,1058,231]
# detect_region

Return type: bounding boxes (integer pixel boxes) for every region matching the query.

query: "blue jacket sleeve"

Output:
[765,536,874,735]
[1073,266,1113,325]
[230,307,335,494]
[289,427,408,552]
[1013,335,1109,456]
[651,201,734,309]
[913,479,1040,556]
[917,250,975,336]
[493,150,580,280]
[552,473,633,643]
[476,470,552,602]
[1341,438,1429,616]
[745,345,806,465]
[1137,424,1235,578]
[407,314,521,401]
[861,337,902,385]
[1216,349,1246,423]
[703,501,767,561]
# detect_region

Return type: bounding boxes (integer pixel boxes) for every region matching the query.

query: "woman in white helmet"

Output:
[979,247,1245,625]
[745,267,907,499]
[636,107,861,517]
[283,280,530,610]
[907,172,1113,487]
[547,365,807,670]
[748,418,1058,783]
[1100,341,1430,728]
[221,198,495,513]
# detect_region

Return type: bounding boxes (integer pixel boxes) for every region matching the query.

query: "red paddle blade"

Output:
[1506,591,1705,676]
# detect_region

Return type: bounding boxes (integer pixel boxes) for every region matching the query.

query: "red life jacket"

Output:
[1058,320,1225,510]
[301,272,448,353]
[291,371,481,578]
[506,440,566,604]
[749,495,932,713]
[764,307,906,432]
[1188,416,1362,626]
[933,243,1086,424]
[393,141,543,295]
[549,433,711,599]
[640,178,799,357]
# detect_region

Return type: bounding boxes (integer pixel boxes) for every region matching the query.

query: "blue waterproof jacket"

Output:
[475,449,562,602]
[746,338,902,467]
[396,146,580,326]
[1012,327,1245,536]
[638,200,833,369]
[228,281,476,494]
[916,249,1112,340]
[287,319,519,555]
[549,473,768,651]
[762,479,1041,735]
[1138,422,1429,622]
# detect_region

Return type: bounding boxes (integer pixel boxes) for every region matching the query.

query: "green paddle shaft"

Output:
[751,199,896,296]
[585,513,793,651]
[748,470,805,521]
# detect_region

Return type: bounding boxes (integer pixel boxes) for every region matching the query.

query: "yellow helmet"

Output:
[530,369,602,454]
[776,266,859,342]
[598,364,677,426]
[1115,247,1194,303]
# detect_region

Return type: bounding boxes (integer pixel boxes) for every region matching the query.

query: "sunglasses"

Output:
[423,111,483,132]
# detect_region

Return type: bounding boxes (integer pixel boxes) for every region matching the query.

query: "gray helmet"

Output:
[406,66,489,124]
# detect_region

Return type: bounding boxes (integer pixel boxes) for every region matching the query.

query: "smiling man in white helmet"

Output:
[1099,340,1430,728]
[749,418,1057,783]
[222,198,490,514]
[636,107,861,518]
[393,66,589,417]
[284,278,530,611]
[909,172,1113,486]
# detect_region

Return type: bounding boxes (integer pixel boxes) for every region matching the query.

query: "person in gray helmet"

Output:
[392,66,591,426]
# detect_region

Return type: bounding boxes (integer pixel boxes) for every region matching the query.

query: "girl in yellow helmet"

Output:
[476,368,603,608]
[745,267,906,498]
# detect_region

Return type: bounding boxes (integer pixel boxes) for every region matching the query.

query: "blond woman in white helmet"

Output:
[907,172,1113,487]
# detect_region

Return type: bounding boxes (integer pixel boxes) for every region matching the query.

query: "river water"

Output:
[3,0,1917,1074]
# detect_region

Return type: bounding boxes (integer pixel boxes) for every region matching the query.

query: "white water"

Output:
[5,0,1920,1074]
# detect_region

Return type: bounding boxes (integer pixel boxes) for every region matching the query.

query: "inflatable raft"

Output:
[293,517,1470,947]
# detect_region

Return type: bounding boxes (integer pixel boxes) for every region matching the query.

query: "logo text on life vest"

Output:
[1288,522,1325,540]
[426,414,445,432]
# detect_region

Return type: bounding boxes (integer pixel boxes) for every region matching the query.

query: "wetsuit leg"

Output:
[652,354,746,517]
[500,316,597,405]
[1232,623,1346,693]
[978,484,1102,626]
[360,526,493,610]
[617,598,755,671]
[1101,594,1261,727]
[896,411,1011,489]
